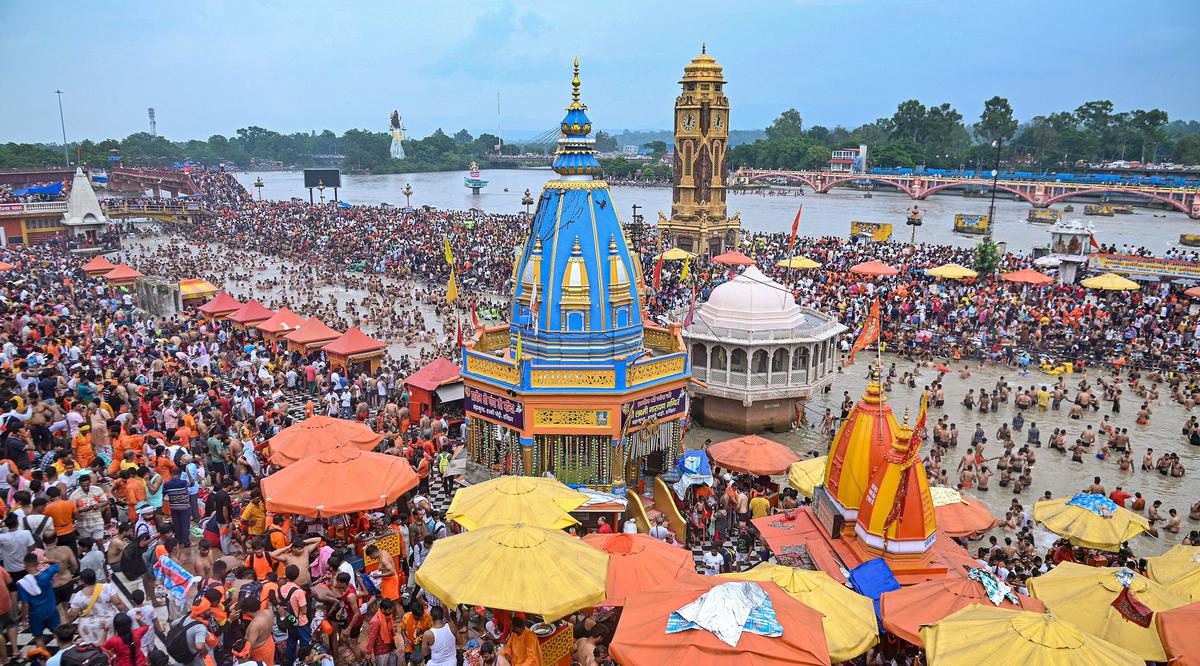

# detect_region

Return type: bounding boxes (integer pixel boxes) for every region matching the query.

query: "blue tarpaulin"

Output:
[848,558,901,631]
[12,182,64,196]
[669,449,714,499]
[337,201,352,208]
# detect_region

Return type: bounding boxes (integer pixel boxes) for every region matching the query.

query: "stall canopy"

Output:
[849,260,898,277]
[711,251,756,266]
[255,308,306,338]
[610,574,832,666]
[1157,601,1200,665]
[930,486,999,538]
[12,182,63,196]
[104,263,143,283]
[1032,493,1149,551]
[1000,267,1054,285]
[414,523,609,621]
[445,476,588,531]
[708,435,801,475]
[404,358,463,418]
[197,291,242,317]
[178,278,219,301]
[880,567,1045,647]
[261,446,417,516]
[321,326,387,357]
[268,415,385,467]
[582,533,695,606]
[921,605,1143,666]
[284,318,342,347]
[81,255,116,275]
[1146,545,1200,602]
[227,299,275,326]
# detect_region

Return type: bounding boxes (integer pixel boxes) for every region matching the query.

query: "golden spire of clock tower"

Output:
[660,47,739,257]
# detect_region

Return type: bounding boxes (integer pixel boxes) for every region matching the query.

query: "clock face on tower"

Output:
[713,112,724,131]
[681,112,697,132]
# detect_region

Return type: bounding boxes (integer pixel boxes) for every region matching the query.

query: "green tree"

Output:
[1170,134,1200,164]
[765,108,804,141]
[1128,109,1169,162]
[890,100,928,143]
[871,139,924,168]
[594,130,618,152]
[643,141,668,160]
[973,237,1001,275]
[453,129,473,143]
[976,96,1018,142]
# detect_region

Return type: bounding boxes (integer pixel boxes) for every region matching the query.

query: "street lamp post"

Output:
[253,177,264,201]
[54,90,68,167]
[403,183,413,209]
[986,137,1002,240]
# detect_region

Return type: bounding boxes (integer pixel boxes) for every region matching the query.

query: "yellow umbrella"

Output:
[1081,272,1140,290]
[787,456,827,499]
[414,522,609,620]
[653,247,697,261]
[720,563,877,661]
[925,263,978,279]
[920,604,1143,666]
[1028,562,1188,662]
[776,255,822,269]
[1032,494,1149,551]
[1147,544,1200,601]
[445,476,588,530]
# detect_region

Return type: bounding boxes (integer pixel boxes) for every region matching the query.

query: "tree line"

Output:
[2,97,1197,174]
[728,98,1200,171]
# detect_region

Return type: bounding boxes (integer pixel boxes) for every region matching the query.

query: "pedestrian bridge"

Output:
[732,168,1200,218]
[0,200,213,223]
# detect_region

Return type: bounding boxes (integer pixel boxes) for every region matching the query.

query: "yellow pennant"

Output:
[444,236,454,265]
[515,330,522,362]
[681,257,690,281]
[446,271,459,303]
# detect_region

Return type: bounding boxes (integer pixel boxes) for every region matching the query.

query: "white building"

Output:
[682,266,846,432]
[61,168,110,241]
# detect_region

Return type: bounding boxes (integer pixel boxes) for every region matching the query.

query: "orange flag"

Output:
[848,296,880,365]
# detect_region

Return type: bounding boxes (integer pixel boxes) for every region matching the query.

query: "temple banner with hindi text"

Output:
[622,387,687,429]
[1091,253,1200,280]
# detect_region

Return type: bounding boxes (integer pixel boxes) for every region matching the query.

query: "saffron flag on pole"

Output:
[515,330,523,362]
[680,257,690,281]
[471,303,480,328]
[653,251,664,291]
[848,296,881,365]
[444,236,454,266]
[683,286,698,328]
[788,205,803,254]
[1090,233,1100,250]
[446,271,458,304]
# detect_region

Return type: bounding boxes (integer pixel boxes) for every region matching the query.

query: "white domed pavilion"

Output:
[682,266,846,432]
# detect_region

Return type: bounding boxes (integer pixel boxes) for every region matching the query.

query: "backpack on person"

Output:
[274,585,300,631]
[237,580,264,608]
[58,644,111,666]
[23,515,52,550]
[165,617,204,664]
[120,538,148,580]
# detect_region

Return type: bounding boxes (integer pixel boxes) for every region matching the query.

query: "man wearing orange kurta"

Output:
[504,619,541,666]
[125,473,147,521]
[72,426,96,469]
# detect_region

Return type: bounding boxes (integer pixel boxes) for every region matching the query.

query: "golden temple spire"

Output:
[571,57,581,105]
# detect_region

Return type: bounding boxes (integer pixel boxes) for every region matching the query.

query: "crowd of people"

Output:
[0,167,1195,665]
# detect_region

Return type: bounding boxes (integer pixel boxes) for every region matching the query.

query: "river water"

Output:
[222,168,1198,554]
[236,168,1200,253]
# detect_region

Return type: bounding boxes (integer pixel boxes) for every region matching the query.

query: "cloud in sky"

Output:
[0,0,1196,143]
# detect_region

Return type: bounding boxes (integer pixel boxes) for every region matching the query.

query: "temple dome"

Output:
[694,266,805,331]
[681,45,725,82]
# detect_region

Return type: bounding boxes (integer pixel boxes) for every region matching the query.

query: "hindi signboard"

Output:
[1091,253,1200,281]
[622,387,687,429]
[464,385,524,429]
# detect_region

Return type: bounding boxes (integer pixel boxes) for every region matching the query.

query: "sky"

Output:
[2,0,1198,144]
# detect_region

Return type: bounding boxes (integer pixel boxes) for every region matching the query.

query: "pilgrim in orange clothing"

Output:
[71,428,96,468]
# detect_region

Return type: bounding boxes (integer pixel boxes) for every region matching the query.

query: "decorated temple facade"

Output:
[461,61,691,494]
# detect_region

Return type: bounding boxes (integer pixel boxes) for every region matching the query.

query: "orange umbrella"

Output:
[712,251,756,266]
[582,533,695,606]
[261,446,417,516]
[1156,600,1200,665]
[708,435,800,475]
[931,487,999,538]
[880,569,1045,647]
[269,415,384,466]
[0,261,14,271]
[849,260,898,276]
[1186,286,1200,298]
[611,574,831,666]
[1001,267,1054,285]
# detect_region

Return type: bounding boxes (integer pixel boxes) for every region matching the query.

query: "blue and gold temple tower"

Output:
[461,60,691,492]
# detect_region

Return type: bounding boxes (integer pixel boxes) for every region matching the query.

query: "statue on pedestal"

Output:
[389,110,406,160]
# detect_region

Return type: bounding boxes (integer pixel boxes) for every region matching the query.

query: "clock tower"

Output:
[659,45,740,256]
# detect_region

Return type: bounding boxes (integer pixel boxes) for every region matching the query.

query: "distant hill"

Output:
[604,128,766,148]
